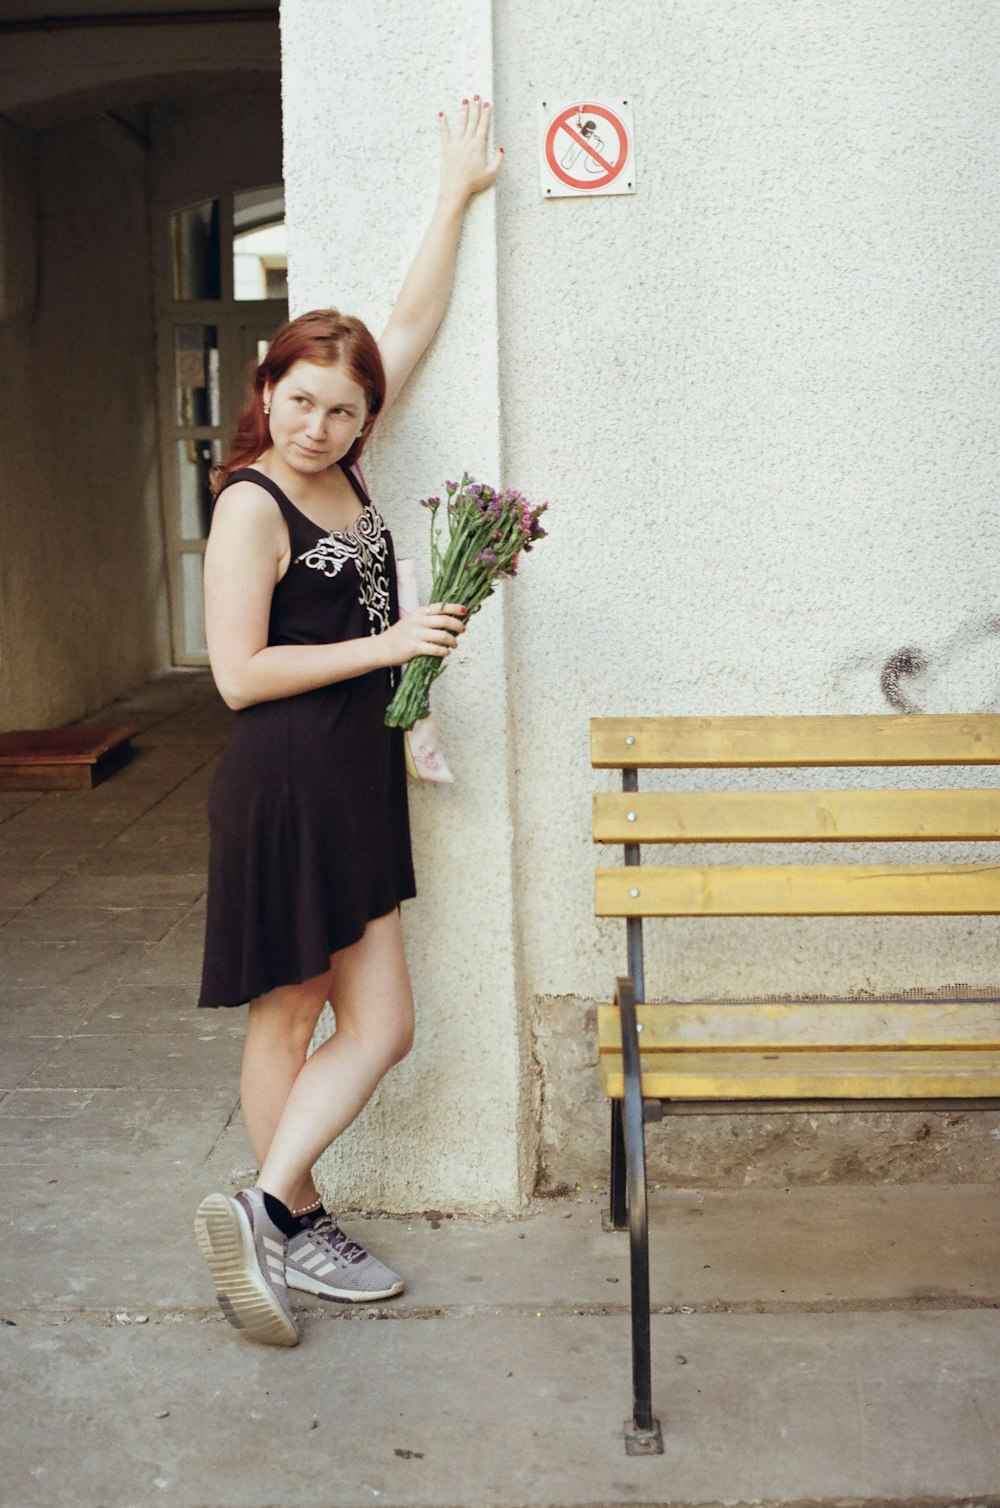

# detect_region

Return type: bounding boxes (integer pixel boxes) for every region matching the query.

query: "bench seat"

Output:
[598,999,1000,1099]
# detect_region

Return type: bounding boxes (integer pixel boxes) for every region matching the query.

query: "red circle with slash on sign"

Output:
[544,102,629,191]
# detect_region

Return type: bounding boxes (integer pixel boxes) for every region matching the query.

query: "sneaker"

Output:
[193,1188,299,1346]
[286,1214,404,1303]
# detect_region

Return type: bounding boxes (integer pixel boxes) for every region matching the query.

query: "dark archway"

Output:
[0,5,281,723]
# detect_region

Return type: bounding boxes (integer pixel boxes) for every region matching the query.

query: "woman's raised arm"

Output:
[378,97,503,410]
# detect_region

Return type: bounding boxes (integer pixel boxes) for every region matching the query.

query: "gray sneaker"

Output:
[194,1188,299,1346]
[286,1214,404,1302]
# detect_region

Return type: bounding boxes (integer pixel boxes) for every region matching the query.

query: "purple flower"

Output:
[386,473,548,733]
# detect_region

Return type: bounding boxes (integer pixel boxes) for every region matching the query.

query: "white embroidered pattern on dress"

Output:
[295,504,391,634]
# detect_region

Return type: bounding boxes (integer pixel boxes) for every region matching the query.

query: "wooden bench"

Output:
[0,726,135,790]
[591,713,1000,1455]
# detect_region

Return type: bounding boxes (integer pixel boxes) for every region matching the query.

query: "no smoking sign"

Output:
[539,99,635,198]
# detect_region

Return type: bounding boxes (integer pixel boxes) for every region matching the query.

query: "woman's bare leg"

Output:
[253,910,415,1207]
[239,970,332,1211]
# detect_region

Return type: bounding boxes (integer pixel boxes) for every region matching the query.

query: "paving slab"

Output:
[78,844,210,877]
[0,809,138,842]
[0,1036,70,1092]
[0,792,42,819]
[0,980,118,1025]
[22,1028,242,1090]
[0,871,61,907]
[40,874,206,906]
[1,1310,997,1508]
[78,983,235,1033]
[0,1086,240,1174]
[124,940,206,987]
[0,940,154,987]
[0,840,76,867]
[2,903,192,943]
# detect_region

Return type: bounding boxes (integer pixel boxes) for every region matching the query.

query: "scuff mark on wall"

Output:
[878,618,1000,713]
[832,618,1000,715]
[881,646,929,712]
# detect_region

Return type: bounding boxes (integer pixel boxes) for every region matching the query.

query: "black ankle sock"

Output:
[261,1192,299,1238]
[296,1204,328,1230]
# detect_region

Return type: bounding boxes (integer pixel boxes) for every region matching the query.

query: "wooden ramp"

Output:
[0,727,135,790]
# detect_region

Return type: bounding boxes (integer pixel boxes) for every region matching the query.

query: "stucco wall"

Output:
[0,114,167,729]
[282,0,533,1213]
[496,0,1000,1190]
[280,0,999,1208]
[499,0,1000,1007]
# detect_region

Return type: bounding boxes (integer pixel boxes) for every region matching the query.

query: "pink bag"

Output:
[395,557,454,783]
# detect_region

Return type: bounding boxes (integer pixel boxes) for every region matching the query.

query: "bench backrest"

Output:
[591,714,1000,1004]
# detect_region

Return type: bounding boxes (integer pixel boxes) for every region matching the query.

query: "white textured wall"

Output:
[282,0,533,1212]
[281,0,999,1207]
[497,0,1000,1007]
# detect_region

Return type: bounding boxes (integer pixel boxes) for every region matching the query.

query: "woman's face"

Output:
[263,359,367,474]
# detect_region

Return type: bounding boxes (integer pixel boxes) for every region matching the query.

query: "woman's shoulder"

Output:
[209,476,288,544]
[216,473,277,505]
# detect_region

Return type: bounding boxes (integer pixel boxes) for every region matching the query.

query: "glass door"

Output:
[157,187,288,665]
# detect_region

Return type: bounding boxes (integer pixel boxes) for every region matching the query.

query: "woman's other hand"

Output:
[379,603,467,668]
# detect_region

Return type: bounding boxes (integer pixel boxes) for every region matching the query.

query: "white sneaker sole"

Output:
[286,1268,404,1303]
[194,1193,298,1346]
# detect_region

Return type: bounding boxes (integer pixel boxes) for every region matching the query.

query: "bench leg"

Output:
[610,1099,627,1230]
[617,976,664,1455]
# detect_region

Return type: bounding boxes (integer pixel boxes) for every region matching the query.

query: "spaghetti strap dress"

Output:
[198,463,415,1008]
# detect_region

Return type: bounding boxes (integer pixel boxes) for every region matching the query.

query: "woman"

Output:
[193,98,502,1347]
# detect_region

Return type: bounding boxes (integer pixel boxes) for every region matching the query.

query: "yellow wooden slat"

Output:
[596,863,1000,917]
[596,1001,1000,1052]
[593,789,1000,844]
[599,1049,1000,1101]
[591,714,1000,769]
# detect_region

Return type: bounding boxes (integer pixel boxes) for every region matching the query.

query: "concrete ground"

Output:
[1,671,998,1508]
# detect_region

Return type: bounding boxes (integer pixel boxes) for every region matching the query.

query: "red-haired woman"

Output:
[193,100,502,1346]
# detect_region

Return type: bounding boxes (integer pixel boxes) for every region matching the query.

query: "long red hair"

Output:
[212,309,386,494]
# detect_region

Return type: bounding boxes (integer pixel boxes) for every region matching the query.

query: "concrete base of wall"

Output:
[535,996,1000,1191]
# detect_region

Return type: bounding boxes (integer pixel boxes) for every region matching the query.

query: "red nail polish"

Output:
[474,94,480,100]
[462,98,469,105]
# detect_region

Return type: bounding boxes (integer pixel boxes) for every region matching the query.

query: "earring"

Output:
[263,403,271,416]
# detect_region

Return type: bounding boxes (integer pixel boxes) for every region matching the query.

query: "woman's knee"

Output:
[247,974,332,1057]
[385,1007,415,1068]
[333,989,414,1072]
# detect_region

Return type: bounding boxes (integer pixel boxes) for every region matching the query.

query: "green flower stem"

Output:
[384,475,544,731]
[384,653,445,729]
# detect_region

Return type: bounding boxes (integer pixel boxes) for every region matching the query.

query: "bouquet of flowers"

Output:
[385,473,549,731]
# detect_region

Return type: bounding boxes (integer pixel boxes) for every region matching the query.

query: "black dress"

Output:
[198,464,415,1008]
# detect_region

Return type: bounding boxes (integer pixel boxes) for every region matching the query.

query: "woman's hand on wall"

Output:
[438,97,503,208]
